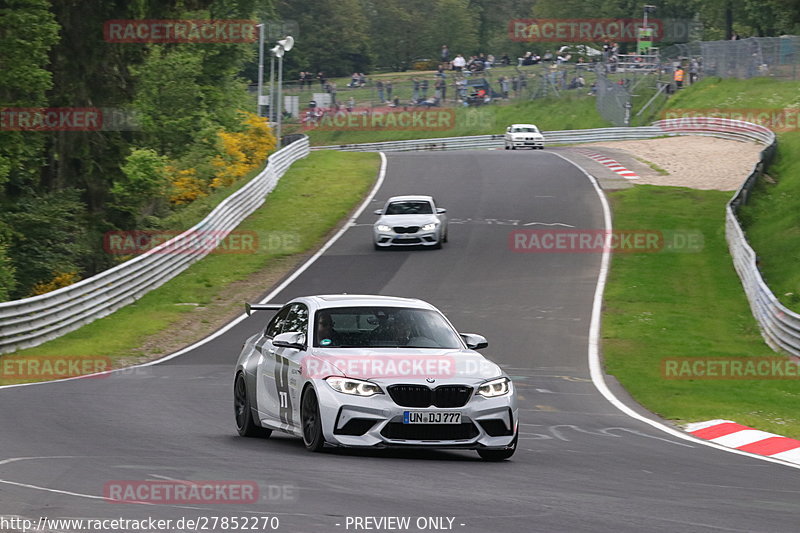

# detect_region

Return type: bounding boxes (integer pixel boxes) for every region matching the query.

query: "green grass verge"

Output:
[661,76,800,312]
[301,96,609,146]
[603,185,800,438]
[2,151,379,382]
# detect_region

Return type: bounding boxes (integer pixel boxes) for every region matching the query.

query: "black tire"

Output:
[373,242,381,250]
[504,144,509,150]
[442,230,448,243]
[301,387,326,452]
[477,434,517,462]
[234,373,271,438]
[511,146,517,150]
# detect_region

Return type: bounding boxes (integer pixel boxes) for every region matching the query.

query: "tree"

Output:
[277,0,373,77]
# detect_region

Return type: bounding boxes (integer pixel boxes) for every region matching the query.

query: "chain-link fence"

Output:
[594,64,631,127]
[267,62,596,122]
[662,37,800,80]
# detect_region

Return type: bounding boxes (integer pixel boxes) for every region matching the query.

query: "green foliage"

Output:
[0,223,16,301]
[109,148,170,229]
[277,0,373,76]
[2,190,92,298]
[0,0,59,189]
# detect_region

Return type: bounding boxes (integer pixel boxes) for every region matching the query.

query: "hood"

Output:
[303,347,502,383]
[376,214,439,227]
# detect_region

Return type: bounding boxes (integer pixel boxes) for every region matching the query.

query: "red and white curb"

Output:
[686,419,800,465]
[576,149,640,179]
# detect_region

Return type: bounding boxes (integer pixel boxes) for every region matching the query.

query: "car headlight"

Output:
[326,377,383,397]
[477,377,512,398]
[421,222,437,231]
[376,224,391,232]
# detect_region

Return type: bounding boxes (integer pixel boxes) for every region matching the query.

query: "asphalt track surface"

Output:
[1,150,798,533]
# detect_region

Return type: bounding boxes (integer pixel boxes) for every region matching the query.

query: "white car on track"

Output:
[504,123,545,150]
[373,195,448,249]
[234,294,518,461]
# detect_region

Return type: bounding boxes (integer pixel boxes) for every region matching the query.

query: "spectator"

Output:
[674,66,685,89]
[501,53,510,66]
[689,59,699,84]
[347,96,355,112]
[412,77,420,102]
[386,81,393,101]
[298,71,306,90]
[349,72,359,88]
[359,72,367,86]
[486,54,495,69]
[456,78,467,101]
[376,80,385,103]
[317,72,326,88]
[420,79,429,99]
[499,76,509,98]
[452,54,466,72]
[441,44,450,62]
[435,77,446,101]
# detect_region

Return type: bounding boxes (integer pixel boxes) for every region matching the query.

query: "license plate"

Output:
[403,411,461,424]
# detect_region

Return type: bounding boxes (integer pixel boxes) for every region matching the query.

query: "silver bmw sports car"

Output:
[234,294,518,461]
[373,195,448,249]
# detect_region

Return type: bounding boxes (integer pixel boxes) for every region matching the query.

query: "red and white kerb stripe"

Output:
[687,419,800,465]
[576,149,640,179]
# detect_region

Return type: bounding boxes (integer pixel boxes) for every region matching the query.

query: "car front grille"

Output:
[393,226,419,234]
[388,384,473,408]
[391,237,422,244]
[381,422,479,441]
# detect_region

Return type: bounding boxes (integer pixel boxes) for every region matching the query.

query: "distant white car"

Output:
[373,195,448,250]
[504,124,545,150]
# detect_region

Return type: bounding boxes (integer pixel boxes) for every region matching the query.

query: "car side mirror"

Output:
[460,333,488,350]
[373,209,383,215]
[273,331,306,350]
[506,127,512,133]
[436,208,447,214]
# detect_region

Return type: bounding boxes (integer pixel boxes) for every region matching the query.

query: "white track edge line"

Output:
[0,152,389,389]
[548,151,800,471]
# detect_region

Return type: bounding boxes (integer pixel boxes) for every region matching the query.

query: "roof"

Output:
[310,294,435,310]
[384,195,434,203]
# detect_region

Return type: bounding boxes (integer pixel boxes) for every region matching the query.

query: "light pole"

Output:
[269,45,281,124]
[275,36,294,146]
[256,23,264,116]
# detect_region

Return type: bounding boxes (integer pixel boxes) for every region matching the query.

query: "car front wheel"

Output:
[301,387,326,452]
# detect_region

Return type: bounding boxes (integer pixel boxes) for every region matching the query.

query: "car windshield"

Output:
[513,127,539,133]
[384,201,433,215]
[313,306,463,348]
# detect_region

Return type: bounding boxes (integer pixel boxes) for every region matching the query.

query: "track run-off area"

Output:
[1,150,798,533]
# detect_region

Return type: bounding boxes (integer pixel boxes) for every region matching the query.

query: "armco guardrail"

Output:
[0,137,310,354]
[314,118,799,358]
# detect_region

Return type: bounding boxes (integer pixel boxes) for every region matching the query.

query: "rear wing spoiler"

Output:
[245,302,284,316]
